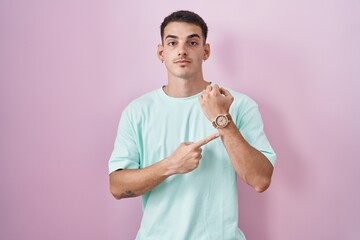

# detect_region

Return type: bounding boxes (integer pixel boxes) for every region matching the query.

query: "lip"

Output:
[174,59,191,64]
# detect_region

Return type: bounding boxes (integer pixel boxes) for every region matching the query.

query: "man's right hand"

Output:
[164,133,220,175]
[110,132,220,200]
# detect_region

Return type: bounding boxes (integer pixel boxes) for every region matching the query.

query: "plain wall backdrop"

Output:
[1,0,359,239]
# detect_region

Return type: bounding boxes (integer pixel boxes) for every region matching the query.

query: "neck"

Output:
[163,74,210,98]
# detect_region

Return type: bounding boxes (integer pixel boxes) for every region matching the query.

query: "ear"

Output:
[157,44,164,62]
[203,43,211,61]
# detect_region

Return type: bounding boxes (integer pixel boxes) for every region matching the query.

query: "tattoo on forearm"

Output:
[121,190,135,198]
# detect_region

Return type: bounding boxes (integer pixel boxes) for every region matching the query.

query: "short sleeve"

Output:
[108,109,140,174]
[232,97,276,166]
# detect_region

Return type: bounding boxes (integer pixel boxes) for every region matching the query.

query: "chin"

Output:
[173,70,195,79]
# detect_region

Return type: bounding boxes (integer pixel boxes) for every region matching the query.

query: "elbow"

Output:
[109,171,125,200]
[254,177,272,193]
[111,192,123,200]
[254,163,274,193]
[110,179,126,200]
[110,186,123,200]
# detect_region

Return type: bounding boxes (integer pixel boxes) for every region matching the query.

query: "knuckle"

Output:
[192,161,199,169]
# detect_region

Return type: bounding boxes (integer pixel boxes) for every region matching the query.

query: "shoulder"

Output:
[121,89,160,118]
[127,89,159,108]
[224,86,258,112]
[223,86,263,128]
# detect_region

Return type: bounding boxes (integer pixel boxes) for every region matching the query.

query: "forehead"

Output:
[163,21,203,39]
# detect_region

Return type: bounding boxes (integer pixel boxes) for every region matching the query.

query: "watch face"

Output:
[216,115,228,127]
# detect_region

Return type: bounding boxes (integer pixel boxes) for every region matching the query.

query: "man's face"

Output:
[158,21,210,80]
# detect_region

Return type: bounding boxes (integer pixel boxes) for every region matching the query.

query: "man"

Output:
[109,10,276,240]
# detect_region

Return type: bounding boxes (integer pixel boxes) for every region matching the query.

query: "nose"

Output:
[177,43,187,57]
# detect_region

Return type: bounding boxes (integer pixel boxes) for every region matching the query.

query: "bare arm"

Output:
[218,121,273,192]
[109,161,169,200]
[199,84,273,192]
[109,133,219,200]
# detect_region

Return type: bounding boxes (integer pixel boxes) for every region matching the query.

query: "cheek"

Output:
[163,51,176,60]
[195,50,206,60]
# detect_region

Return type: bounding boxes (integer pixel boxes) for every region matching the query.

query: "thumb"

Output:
[220,87,231,97]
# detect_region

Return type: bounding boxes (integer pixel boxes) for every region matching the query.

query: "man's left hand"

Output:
[198,84,234,121]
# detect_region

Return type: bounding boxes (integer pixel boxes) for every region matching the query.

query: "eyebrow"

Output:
[165,33,201,40]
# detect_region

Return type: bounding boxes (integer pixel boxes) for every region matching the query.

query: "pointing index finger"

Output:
[193,132,220,148]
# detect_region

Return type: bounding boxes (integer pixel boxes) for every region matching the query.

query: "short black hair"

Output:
[160,10,208,43]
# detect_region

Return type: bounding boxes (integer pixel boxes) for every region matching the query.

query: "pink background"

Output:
[1,1,359,239]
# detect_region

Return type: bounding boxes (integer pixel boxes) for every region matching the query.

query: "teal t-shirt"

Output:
[109,87,276,240]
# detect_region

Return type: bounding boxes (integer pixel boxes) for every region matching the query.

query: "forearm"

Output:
[109,133,219,200]
[219,122,273,192]
[109,159,171,200]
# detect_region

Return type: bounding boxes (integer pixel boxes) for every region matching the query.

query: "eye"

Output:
[167,41,176,46]
[189,41,198,46]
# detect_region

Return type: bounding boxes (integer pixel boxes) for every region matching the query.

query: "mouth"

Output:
[174,59,191,64]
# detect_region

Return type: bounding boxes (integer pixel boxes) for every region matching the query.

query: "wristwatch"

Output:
[212,114,231,129]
